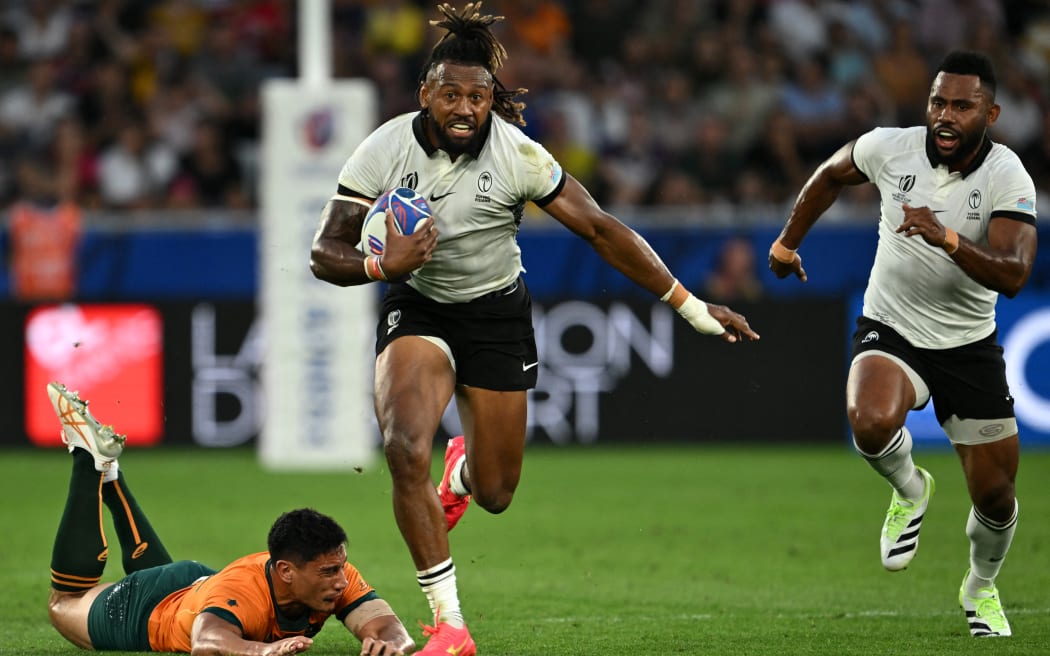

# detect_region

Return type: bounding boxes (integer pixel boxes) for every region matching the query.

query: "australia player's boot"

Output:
[47,382,126,472]
[418,614,476,656]
[437,436,471,530]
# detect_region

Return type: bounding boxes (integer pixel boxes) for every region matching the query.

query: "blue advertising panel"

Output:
[847,294,1050,448]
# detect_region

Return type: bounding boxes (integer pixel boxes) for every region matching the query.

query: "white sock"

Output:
[417,558,464,628]
[854,427,924,500]
[449,455,470,497]
[965,500,1018,596]
[101,460,119,484]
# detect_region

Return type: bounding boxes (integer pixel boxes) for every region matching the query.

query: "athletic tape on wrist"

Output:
[676,294,726,335]
[942,227,959,255]
[364,255,387,281]
[770,239,799,264]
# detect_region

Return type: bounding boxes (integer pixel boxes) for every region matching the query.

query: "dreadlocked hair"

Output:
[423,2,528,126]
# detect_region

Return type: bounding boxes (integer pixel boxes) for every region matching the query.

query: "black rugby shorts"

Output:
[850,316,1014,424]
[375,276,538,390]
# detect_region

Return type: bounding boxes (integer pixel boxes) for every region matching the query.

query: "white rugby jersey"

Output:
[337,111,565,303]
[852,126,1037,349]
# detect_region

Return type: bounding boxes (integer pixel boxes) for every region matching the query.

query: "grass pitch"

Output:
[1,444,1047,655]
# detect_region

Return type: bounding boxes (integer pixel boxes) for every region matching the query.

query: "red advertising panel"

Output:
[25,304,163,447]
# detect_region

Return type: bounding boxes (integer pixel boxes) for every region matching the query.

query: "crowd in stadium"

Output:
[1,0,1048,220]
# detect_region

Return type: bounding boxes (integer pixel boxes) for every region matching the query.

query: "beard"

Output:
[426,111,485,156]
[925,124,984,168]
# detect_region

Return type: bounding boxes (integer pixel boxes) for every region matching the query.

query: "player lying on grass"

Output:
[44,381,415,656]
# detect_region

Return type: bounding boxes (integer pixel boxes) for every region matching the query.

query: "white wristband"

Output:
[676,294,726,335]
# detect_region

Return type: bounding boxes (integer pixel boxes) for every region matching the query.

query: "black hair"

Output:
[936,50,997,100]
[421,2,528,126]
[267,508,347,566]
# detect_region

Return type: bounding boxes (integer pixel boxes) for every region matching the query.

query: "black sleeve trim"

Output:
[337,184,375,202]
[534,173,568,208]
[849,143,870,183]
[991,211,1036,226]
[200,608,244,633]
[335,590,380,622]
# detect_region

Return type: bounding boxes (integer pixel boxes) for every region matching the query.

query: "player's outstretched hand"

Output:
[707,304,760,344]
[380,209,439,278]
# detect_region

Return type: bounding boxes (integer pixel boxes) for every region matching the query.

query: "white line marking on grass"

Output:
[537,608,1050,623]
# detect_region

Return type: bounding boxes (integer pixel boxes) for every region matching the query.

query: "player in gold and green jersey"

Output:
[45,382,414,656]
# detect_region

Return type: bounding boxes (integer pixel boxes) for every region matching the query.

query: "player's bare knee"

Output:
[472,487,514,514]
[48,591,91,650]
[848,408,901,453]
[382,433,430,476]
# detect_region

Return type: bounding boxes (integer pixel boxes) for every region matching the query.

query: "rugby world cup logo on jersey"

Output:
[893,174,915,203]
[401,172,418,190]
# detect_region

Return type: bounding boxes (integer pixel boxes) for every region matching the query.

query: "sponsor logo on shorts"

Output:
[386,309,401,335]
[522,361,539,372]
[862,331,879,343]
[978,423,1005,437]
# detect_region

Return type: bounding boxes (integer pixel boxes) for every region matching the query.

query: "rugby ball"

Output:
[359,187,433,256]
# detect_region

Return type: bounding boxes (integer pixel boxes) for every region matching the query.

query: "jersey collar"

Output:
[412,110,492,160]
[924,133,993,179]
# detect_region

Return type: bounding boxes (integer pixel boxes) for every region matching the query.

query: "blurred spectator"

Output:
[0,26,26,95]
[504,0,571,56]
[0,58,73,150]
[148,0,207,58]
[172,119,248,210]
[567,0,634,75]
[75,56,135,152]
[917,0,1004,54]
[596,108,664,206]
[541,106,597,190]
[363,0,426,57]
[8,196,81,301]
[825,18,870,89]
[779,53,847,161]
[703,236,764,303]
[767,0,827,62]
[705,43,779,158]
[650,69,705,157]
[989,63,1045,156]
[872,18,930,127]
[644,167,705,208]
[52,116,97,206]
[6,0,73,60]
[675,114,742,204]
[96,116,177,210]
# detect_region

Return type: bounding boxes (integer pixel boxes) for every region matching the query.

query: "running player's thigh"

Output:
[846,353,916,427]
[48,586,110,650]
[374,336,456,440]
[954,435,1019,518]
[455,386,527,485]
